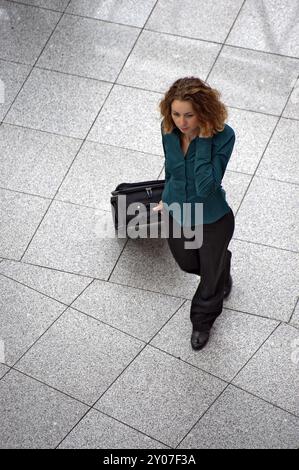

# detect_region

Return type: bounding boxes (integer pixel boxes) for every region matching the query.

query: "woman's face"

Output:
[170,100,201,137]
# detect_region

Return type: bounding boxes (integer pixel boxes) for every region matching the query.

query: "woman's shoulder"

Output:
[215,123,235,139]
[213,123,235,146]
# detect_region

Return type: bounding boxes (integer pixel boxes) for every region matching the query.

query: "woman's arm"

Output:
[160,121,171,183]
[194,128,235,199]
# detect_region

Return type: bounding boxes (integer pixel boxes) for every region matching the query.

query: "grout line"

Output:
[229,71,299,221]
[175,321,292,448]
[0,260,297,326]
[6,0,69,14]
[14,1,160,262]
[288,297,299,325]
[8,278,95,370]
[1,0,298,450]
[6,0,299,61]
[1,361,172,448]
[1,164,298,210]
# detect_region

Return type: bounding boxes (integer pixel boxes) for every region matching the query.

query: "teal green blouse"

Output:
[160,121,235,226]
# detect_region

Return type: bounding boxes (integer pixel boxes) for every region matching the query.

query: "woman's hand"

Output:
[198,122,214,138]
[152,200,164,212]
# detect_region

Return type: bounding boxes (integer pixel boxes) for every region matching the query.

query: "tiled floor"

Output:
[0,0,298,449]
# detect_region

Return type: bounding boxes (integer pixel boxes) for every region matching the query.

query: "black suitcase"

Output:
[110,179,165,230]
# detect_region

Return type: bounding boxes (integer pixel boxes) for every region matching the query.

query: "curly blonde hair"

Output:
[158,76,228,137]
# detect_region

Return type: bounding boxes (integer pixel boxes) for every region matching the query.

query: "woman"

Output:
[153,76,235,351]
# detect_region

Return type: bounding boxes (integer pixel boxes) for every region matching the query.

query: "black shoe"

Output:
[224,274,233,299]
[191,329,210,350]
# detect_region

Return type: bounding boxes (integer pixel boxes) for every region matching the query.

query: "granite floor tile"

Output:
[0,259,91,304]
[233,323,299,416]
[15,307,144,404]
[282,79,299,119]
[72,279,184,342]
[0,188,49,259]
[116,29,221,92]
[87,84,164,155]
[37,14,140,81]
[55,140,163,211]
[0,0,297,450]
[0,364,10,379]
[150,302,279,382]
[0,275,66,365]
[225,108,278,174]
[66,0,157,27]
[0,124,82,197]
[256,118,299,184]
[145,0,243,43]
[223,239,299,322]
[0,60,31,121]
[0,369,88,448]
[226,0,299,57]
[178,385,299,449]
[95,346,226,447]
[4,68,112,139]
[0,0,61,64]
[234,175,299,251]
[208,46,299,114]
[22,200,126,279]
[109,236,200,299]
[289,300,299,329]
[221,170,251,214]
[58,409,169,449]
[12,0,70,11]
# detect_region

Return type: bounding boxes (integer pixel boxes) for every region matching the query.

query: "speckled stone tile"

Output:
[226,108,278,174]
[145,0,243,43]
[72,279,184,342]
[150,302,278,382]
[0,364,10,379]
[0,369,88,448]
[0,259,91,305]
[116,29,221,92]
[223,239,299,322]
[0,188,49,259]
[0,124,82,197]
[15,308,144,404]
[283,80,299,119]
[4,68,112,139]
[0,1,61,64]
[37,15,140,81]
[87,84,163,155]
[95,346,226,447]
[208,45,299,115]
[233,323,299,416]
[22,199,126,279]
[234,175,299,251]
[109,236,200,299]
[66,0,157,27]
[290,300,299,329]
[221,170,251,214]
[58,409,169,449]
[0,275,66,365]
[226,0,299,57]
[256,118,299,185]
[0,60,31,121]
[55,140,163,211]
[178,385,299,449]
[12,0,69,11]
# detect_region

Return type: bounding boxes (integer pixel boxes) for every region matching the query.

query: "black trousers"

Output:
[166,208,235,331]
